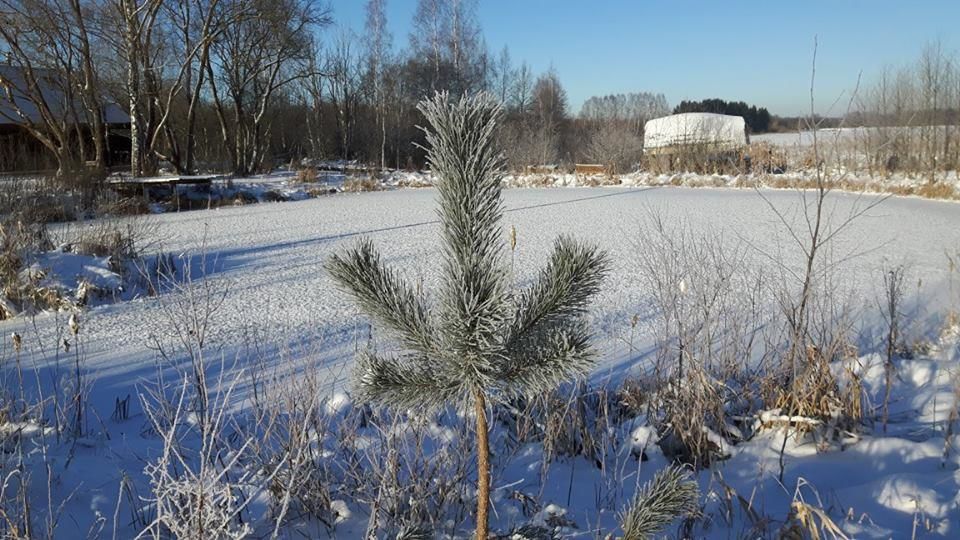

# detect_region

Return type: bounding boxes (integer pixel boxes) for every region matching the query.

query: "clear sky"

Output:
[329,0,960,116]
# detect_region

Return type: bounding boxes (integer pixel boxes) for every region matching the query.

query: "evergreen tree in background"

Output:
[327,92,608,538]
[674,98,772,133]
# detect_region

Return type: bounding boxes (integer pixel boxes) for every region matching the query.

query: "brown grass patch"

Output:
[859,180,959,201]
[395,176,433,188]
[747,142,788,173]
[901,181,958,200]
[580,174,620,187]
[307,187,337,198]
[294,167,319,183]
[342,176,382,192]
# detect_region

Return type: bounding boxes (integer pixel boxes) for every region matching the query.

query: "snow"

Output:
[3,186,960,537]
[32,250,122,293]
[8,188,958,402]
[8,188,959,408]
[643,112,748,151]
[629,425,658,455]
[324,391,352,416]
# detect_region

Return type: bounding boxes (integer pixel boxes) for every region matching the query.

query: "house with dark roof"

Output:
[0,66,130,173]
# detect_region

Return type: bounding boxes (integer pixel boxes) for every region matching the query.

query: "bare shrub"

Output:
[878,265,906,432]
[633,209,768,465]
[139,376,258,540]
[0,177,78,224]
[256,371,338,532]
[583,122,643,174]
[134,252,268,539]
[754,41,884,483]
[247,363,478,537]
[147,250,229,435]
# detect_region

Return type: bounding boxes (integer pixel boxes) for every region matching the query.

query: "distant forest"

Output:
[673,99,772,133]
[0,0,954,177]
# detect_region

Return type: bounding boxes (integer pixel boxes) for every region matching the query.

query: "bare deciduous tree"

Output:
[207,0,330,175]
[364,0,391,170]
[0,0,107,178]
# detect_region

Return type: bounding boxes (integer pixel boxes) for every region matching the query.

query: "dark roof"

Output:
[0,65,128,126]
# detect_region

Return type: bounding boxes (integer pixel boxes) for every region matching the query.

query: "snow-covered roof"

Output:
[0,66,128,126]
[643,112,747,152]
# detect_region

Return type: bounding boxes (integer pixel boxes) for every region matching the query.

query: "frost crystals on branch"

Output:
[327,91,608,539]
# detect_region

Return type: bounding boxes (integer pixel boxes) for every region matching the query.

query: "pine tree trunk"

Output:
[474,388,490,540]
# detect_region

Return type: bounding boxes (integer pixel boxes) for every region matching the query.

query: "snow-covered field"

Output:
[4,186,960,537]
[12,186,960,402]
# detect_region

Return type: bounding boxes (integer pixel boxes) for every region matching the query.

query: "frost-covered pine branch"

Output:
[619,466,700,540]
[326,91,608,539]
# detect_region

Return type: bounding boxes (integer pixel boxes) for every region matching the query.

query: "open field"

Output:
[11,187,960,404]
[4,186,960,537]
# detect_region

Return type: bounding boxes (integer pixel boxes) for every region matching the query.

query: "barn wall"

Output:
[0,124,131,173]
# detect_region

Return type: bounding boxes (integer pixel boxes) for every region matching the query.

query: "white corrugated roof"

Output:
[0,66,128,126]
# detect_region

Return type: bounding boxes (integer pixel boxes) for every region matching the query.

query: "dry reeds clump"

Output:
[295,167,319,183]
[761,341,864,444]
[654,367,730,467]
[0,217,57,318]
[748,142,788,173]
[343,175,382,192]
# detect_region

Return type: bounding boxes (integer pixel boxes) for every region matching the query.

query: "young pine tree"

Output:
[327,92,608,538]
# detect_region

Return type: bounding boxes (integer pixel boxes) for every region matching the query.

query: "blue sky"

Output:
[330,1,960,116]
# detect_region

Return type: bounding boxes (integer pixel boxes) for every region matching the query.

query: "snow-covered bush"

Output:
[0,209,154,319]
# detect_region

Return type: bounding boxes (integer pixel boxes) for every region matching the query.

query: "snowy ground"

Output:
[12,186,960,403]
[4,186,960,537]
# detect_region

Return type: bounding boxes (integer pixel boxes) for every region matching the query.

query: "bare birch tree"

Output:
[364,0,391,170]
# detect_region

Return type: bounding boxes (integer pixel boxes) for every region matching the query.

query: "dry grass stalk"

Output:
[342,176,382,192]
[295,167,319,183]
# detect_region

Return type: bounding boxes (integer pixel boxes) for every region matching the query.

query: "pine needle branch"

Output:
[497,323,595,398]
[354,350,461,411]
[620,466,700,540]
[508,236,609,342]
[419,92,510,357]
[327,238,437,356]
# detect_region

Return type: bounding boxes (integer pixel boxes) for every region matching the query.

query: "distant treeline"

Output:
[673,99,772,133]
[0,0,953,178]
